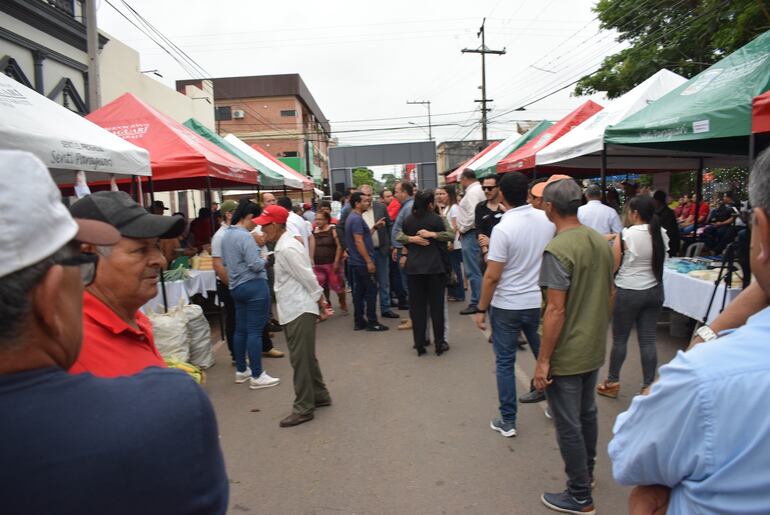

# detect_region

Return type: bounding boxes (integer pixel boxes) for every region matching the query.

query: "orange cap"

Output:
[531,174,573,198]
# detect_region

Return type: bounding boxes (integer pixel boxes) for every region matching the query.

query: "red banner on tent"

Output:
[497,100,603,173]
[752,90,770,134]
[87,93,259,191]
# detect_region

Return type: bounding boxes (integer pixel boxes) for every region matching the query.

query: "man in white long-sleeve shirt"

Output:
[256,205,332,428]
[456,169,487,314]
[577,184,622,238]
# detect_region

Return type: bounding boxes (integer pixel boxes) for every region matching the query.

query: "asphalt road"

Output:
[204,303,688,515]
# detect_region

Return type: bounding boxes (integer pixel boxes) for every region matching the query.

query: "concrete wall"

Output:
[100,35,215,130]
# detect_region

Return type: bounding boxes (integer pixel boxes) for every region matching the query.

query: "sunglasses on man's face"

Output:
[56,253,99,286]
[482,186,498,192]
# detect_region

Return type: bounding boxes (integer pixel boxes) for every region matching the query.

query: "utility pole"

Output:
[462,18,505,146]
[85,0,101,111]
[406,100,432,140]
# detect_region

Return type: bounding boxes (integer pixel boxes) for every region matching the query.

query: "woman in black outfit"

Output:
[401,190,450,356]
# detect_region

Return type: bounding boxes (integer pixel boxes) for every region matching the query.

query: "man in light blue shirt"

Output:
[609,151,770,514]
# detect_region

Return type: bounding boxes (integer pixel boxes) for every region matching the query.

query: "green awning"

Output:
[183,118,284,188]
[471,120,553,178]
[605,29,770,156]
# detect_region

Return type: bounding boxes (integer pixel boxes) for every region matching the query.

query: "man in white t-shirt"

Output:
[578,184,622,238]
[211,200,239,361]
[277,196,314,258]
[474,172,556,438]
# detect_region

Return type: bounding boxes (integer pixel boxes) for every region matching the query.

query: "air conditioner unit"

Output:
[232,110,245,119]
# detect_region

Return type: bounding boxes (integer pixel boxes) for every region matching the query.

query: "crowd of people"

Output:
[4,145,770,514]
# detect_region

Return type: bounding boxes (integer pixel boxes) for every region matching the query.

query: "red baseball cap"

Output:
[253,205,289,225]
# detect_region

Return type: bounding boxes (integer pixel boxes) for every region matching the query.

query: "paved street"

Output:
[205,305,687,515]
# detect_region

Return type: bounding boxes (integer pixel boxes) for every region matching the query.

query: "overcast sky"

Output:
[98,0,620,147]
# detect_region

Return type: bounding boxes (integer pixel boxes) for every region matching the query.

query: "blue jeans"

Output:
[461,232,482,306]
[389,251,407,304]
[490,306,541,424]
[231,278,270,377]
[374,251,391,315]
[351,264,378,327]
[447,248,465,300]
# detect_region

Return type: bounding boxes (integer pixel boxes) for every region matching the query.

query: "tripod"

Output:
[701,242,739,325]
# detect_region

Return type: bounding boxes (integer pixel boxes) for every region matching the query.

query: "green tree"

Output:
[351,167,375,188]
[575,0,770,98]
[380,173,398,192]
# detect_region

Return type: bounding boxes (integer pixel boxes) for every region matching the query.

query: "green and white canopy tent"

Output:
[183,118,284,189]
[468,120,553,178]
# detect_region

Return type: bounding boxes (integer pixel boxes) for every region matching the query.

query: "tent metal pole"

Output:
[532,165,537,180]
[693,158,704,237]
[283,185,288,196]
[749,133,756,169]
[600,145,607,203]
[148,176,155,204]
[148,176,168,313]
[205,177,215,235]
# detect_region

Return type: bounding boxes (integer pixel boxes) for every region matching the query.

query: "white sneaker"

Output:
[234,368,252,384]
[544,406,553,420]
[249,371,280,390]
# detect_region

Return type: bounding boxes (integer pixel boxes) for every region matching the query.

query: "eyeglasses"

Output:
[482,186,498,191]
[56,253,99,286]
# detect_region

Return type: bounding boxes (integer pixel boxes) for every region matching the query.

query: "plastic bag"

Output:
[183,304,215,369]
[147,304,190,362]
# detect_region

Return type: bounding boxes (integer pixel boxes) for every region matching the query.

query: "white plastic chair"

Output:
[685,242,705,257]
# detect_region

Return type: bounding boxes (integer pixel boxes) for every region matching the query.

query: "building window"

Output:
[280,110,296,117]
[283,151,298,157]
[215,106,232,121]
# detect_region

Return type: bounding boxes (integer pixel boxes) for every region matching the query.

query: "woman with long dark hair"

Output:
[221,199,280,390]
[598,195,668,398]
[401,190,451,356]
[437,184,465,302]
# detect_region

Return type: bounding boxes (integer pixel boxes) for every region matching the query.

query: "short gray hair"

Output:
[584,184,602,199]
[750,149,770,214]
[544,179,583,216]
[94,245,113,257]
[0,245,72,347]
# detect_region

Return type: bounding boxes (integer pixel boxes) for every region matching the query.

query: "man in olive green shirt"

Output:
[534,176,614,515]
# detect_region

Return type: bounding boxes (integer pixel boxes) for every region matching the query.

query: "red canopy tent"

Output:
[496,100,603,174]
[752,90,770,134]
[86,93,259,191]
[249,143,315,191]
[446,142,500,184]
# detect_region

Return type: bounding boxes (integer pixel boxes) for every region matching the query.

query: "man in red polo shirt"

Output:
[68,192,186,378]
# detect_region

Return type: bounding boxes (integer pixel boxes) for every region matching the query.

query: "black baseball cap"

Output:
[70,191,186,239]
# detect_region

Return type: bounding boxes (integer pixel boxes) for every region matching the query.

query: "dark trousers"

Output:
[389,251,407,303]
[284,312,331,416]
[217,281,236,358]
[447,249,465,300]
[351,264,378,327]
[407,273,447,349]
[546,369,599,500]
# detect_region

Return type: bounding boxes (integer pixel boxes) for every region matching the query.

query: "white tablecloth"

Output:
[142,270,217,313]
[663,268,741,324]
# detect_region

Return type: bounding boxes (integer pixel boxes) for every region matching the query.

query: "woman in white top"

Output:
[598,195,669,398]
[437,184,465,302]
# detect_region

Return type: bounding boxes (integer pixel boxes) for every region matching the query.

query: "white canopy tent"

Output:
[536,69,690,171]
[466,132,521,175]
[0,73,150,183]
[223,134,306,190]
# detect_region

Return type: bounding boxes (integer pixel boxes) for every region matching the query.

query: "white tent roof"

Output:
[223,134,306,190]
[0,74,150,183]
[466,132,522,174]
[536,69,688,169]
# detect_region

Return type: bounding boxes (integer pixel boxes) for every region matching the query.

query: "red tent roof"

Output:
[752,90,770,134]
[446,142,500,184]
[496,100,603,173]
[86,93,259,191]
[249,143,315,191]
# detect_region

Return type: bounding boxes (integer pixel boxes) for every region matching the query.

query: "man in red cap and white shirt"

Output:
[256,205,332,428]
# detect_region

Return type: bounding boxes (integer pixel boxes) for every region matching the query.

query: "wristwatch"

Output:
[695,325,718,342]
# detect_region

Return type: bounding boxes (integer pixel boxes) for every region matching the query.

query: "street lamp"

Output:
[408,121,431,140]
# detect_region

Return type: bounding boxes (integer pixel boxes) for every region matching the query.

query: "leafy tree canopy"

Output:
[352,167,375,188]
[575,0,770,98]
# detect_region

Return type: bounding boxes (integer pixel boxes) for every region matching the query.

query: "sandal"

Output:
[640,385,651,396]
[597,380,620,399]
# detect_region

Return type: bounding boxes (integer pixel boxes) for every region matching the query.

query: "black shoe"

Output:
[541,490,595,514]
[366,323,389,332]
[519,388,546,403]
[436,342,450,356]
[381,311,400,319]
[416,346,427,356]
[413,340,431,349]
[397,302,410,311]
[459,305,478,315]
[315,398,332,408]
[279,412,314,428]
[354,324,367,331]
[390,300,398,308]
